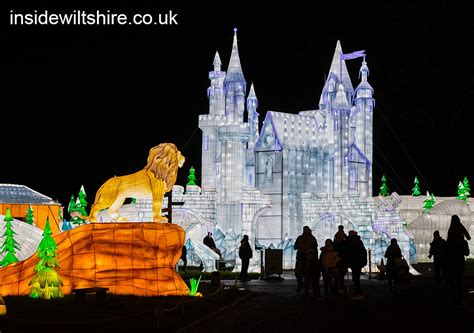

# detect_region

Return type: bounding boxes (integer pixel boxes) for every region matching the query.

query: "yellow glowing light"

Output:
[72,143,185,223]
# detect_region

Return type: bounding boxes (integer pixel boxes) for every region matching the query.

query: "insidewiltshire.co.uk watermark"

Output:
[9,9,178,26]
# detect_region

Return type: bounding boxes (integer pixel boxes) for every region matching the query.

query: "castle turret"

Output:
[320,41,354,155]
[332,83,351,195]
[245,83,259,187]
[355,61,374,197]
[199,51,227,192]
[247,83,259,149]
[320,40,354,109]
[216,28,250,233]
[208,51,225,116]
[224,28,246,123]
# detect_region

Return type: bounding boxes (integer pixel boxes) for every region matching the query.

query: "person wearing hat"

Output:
[294,226,320,298]
[238,235,253,281]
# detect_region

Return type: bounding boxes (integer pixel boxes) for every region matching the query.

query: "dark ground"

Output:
[1,265,474,333]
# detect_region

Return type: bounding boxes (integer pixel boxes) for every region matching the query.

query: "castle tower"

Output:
[224,28,246,123]
[332,84,352,195]
[320,41,354,163]
[199,52,226,192]
[209,52,225,116]
[245,83,259,187]
[355,61,374,197]
[247,83,259,149]
[216,29,250,233]
[323,40,354,105]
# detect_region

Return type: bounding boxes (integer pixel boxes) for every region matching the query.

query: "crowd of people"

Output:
[182,214,470,304]
[427,215,471,305]
[294,225,367,300]
[292,214,471,304]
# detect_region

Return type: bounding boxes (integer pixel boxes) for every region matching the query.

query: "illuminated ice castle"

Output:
[105,29,416,270]
[192,29,414,269]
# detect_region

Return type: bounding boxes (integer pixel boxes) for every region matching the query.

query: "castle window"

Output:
[203,135,209,151]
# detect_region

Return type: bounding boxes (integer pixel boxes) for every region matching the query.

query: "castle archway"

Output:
[251,206,272,247]
[311,213,357,247]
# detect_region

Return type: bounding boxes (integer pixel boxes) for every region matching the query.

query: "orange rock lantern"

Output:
[0,223,189,297]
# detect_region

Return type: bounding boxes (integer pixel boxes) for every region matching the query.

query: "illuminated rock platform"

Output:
[0,223,189,297]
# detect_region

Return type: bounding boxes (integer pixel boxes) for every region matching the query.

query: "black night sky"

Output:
[1,1,473,208]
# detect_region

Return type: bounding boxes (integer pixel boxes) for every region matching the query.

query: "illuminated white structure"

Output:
[399,196,474,262]
[191,30,417,270]
[99,30,474,272]
[111,30,419,271]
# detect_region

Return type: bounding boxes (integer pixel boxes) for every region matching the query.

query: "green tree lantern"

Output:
[0,208,20,267]
[29,218,63,299]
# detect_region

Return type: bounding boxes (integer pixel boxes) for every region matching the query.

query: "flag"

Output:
[340,50,366,60]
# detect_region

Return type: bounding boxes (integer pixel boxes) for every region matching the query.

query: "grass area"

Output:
[0,282,251,332]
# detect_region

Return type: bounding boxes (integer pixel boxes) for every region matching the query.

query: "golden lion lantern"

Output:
[77,143,185,223]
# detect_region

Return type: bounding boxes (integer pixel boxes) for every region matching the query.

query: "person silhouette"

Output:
[445,215,471,305]
[294,226,320,297]
[238,235,253,281]
[333,225,347,294]
[180,245,187,272]
[203,232,221,256]
[343,230,367,298]
[428,230,447,284]
[384,238,402,294]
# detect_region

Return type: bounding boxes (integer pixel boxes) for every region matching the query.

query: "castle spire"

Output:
[327,40,354,94]
[224,28,246,86]
[359,60,369,81]
[247,82,259,150]
[213,51,222,71]
[356,61,374,97]
[247,82,257,101]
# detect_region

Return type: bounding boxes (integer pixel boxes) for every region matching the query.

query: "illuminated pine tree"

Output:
[423,191,436,212]
[411,177,421,196]
[25,205,35,225]
[61,219,69,232]
[75,197,87,217]
[379,174,389,196]
[187,166,197,186]
[463,176,470,197]
[68,195,85,225]
[457,181,467,202]
[67,195,76,216]
[29,218,63,299]
[131,198,136,204]
[77,185,88,213]
[0,208,20,267]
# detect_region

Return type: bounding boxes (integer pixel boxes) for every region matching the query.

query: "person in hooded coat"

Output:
[384,238,402,294]
[343,230,367,297]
